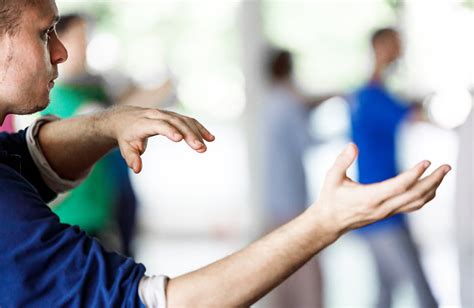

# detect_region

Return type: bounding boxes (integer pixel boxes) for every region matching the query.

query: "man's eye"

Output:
[41,28,53,41]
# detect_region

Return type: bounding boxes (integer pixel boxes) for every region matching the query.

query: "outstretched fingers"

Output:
[164,115,212,152]
[365,160,432,205]
[193,119,215,142]
[388,164,451,214]
[142,117,213,153]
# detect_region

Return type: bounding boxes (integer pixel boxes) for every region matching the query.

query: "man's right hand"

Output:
[310,143,450,236]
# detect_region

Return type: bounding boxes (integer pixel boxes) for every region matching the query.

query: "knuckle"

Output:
[390,186,403,196]
[146,109,160,117]
[426,192,436,202]
[415,199,425,209]
[154,118,166,126]
[369,196,380,208]
[171,116,185,126]
[413,190,424,199]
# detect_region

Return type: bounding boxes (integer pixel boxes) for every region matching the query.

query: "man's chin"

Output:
[13,100,50,116]
[34,100,50,113]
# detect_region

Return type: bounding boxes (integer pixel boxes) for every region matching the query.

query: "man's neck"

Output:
[370,62,387,85]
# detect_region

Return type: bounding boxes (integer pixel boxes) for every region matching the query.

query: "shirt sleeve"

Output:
[139,275,170,308]
[26,115,91,194]
[0,165,146,306]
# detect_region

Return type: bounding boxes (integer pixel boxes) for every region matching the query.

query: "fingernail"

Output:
[444,166,451,174]
[194,140,204,147]
[174,133,182,140]
[422,161,431,168]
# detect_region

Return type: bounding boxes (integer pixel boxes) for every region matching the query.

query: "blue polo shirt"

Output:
[349,81,411,232]
[0,130,146,307]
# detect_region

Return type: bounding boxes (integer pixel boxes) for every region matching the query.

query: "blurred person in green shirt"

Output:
[42,13,173,255]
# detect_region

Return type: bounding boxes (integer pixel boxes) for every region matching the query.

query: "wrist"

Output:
[92,109,119,146]
[305,202,345,244]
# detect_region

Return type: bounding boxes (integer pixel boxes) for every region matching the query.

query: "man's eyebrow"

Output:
[53,15,61,25]
[47,15,60,28]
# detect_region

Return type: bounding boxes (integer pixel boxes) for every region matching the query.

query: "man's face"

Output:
[385,32,401,63]
[375,32,401,65]
[0,0,68,116]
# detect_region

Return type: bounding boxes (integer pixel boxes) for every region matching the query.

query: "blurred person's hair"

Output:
[56,13,85,34]
[0,0,38,35]
[371,27,398,47]
[267,49,293,82]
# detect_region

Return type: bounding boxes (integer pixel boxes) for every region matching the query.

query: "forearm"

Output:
[38,111,116,180]
[166,206,340,307]
[37,105,215,180]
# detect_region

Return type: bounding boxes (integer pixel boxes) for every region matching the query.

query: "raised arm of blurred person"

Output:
[305,93,342,109]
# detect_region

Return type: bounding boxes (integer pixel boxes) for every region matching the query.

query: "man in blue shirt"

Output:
[350,28,438,308]
[0,1,451,306]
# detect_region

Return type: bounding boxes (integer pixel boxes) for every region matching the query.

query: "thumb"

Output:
[326,143,358,185]
[118,140,143,174]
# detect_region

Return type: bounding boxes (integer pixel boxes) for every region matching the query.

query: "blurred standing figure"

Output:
[42,14,133,255]
[43,14,173,256]
[349,28,437,308]
[455,109,473,308]
[261,49,324,308]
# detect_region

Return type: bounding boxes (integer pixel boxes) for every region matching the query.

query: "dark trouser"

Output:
[362,225,438,308]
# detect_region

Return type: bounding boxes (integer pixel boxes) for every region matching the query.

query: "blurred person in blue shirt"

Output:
[349,28,438,308]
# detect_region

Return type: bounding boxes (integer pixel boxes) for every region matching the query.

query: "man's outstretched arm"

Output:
[164,144,450,307]
[37,105,215,180]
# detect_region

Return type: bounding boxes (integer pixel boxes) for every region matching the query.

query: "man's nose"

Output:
[50,32,68,65]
